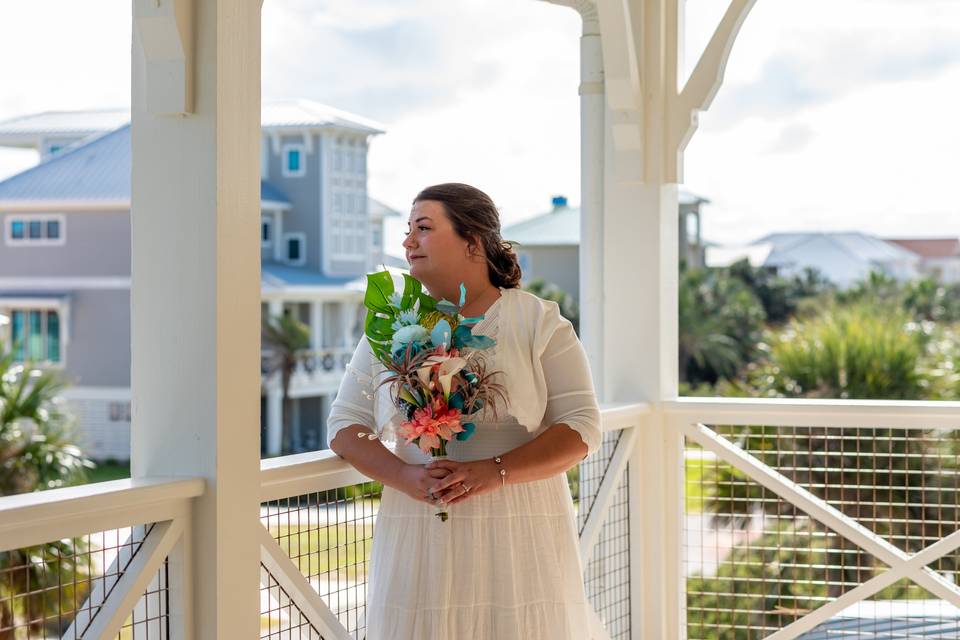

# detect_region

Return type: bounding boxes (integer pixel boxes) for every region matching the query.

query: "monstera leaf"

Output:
[365,271,395,313]
[401,273,422,309]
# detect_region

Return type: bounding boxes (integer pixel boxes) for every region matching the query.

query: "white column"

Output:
[577,3,605,397]
[310,300,323,350]
[268,298,283,319]
[273,211,284,262]
[265,388,283,457]
[341,300,358,348]
[131,1,261,637]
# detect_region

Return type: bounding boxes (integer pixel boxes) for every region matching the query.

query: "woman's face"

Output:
[402,200,474,284]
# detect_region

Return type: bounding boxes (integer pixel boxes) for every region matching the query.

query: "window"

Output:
[372,226,381,247]
[281,143,306,177]
[9,309,61,364]
[284,232,306,266]
[109,401,132,422]
[5,215,66,246]
[262,217,273,248]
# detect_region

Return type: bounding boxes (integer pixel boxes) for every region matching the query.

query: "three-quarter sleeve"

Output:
[540,314,602,459]
[326,335,377,450]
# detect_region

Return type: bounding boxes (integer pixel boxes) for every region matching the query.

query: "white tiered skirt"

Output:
[364,419,592,640]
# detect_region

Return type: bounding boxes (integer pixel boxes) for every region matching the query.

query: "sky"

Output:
[0,0,958,252]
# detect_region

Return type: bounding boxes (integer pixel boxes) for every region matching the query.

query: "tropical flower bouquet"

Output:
[361,270,507,521]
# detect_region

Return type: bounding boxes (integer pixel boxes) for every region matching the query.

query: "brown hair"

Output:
[413,183,522,289]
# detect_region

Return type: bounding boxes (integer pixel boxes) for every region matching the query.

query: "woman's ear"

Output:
[466,235,485,260]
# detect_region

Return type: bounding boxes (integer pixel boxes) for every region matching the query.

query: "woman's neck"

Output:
[427,278,498,316]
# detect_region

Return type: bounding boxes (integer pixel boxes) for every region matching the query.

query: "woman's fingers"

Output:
[426,467,450,479]
[430,469,467,493]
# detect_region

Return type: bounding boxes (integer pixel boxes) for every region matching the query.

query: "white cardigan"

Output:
[327,286,602,458]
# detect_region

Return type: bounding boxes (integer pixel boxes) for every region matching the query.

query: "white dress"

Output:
[328,290,600,640]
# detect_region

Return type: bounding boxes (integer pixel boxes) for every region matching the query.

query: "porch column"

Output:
[131,1,262,637]
[265,388,283,457]
[341,300,358,348]
[310,300,323,350]
[592,1,758,638]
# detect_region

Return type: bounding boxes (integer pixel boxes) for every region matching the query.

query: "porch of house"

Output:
[2,1,960,639]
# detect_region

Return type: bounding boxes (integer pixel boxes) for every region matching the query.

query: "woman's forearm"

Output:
[329,424,406,486]
[500,423,588,485]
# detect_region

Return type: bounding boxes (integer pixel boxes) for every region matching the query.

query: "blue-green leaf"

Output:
[431,319,452,349]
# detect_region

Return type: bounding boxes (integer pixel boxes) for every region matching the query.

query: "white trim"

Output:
[61,386,132,400]
[0,477,204,553]
[0,200,129,212]
[0,276,130,290]
[281,142,306,178]
[283,231,306,266]
[4,213,66,247]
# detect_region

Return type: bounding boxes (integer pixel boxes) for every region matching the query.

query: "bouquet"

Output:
[361,270,508,521]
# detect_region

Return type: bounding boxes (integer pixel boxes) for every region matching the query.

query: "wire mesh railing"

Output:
[684,423,960,639]
[259,481,380,639]
[0,524,169,639]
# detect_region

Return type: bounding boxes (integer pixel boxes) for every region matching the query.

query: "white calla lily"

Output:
[436,357,467,399]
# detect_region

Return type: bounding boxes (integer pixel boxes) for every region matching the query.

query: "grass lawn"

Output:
[685,455,709,513]
[270,523,374,578]
[83,459,131,484]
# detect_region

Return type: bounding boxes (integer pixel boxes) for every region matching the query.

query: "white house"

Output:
[706,231,922,288]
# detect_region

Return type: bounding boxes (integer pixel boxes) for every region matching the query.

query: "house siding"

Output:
[0,211,130,277]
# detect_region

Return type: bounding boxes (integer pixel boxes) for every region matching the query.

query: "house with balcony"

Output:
[0,102,402,460]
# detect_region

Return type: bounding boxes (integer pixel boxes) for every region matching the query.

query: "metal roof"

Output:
[0,99,385,148]
[503,190,709,247]
[0,124,291,208]
[261,263,364,293]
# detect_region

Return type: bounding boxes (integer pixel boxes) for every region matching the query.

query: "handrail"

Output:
[260,449,370,502]
[663,396,960,429]
[0,477,205,552]
[259,403,653,501]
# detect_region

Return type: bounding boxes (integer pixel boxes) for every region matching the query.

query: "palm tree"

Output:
[0,346,93,637]
[261,313,311,454]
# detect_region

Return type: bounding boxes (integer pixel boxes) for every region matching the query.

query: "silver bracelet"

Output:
[493,456,507,487]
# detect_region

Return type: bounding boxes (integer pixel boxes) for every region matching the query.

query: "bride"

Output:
[328,182,602,639]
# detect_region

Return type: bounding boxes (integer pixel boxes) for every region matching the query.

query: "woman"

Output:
[327,183,602,639]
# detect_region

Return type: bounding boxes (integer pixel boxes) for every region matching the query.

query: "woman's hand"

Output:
[424,458,501,505]
[393,463,453,505]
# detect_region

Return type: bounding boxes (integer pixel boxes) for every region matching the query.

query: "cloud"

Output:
[765,122,815,155]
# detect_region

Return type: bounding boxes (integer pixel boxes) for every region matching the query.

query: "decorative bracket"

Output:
[670,0,759,157]
[133,0,195,116]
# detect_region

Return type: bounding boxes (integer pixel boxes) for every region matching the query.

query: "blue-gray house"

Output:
[0,101,402,459]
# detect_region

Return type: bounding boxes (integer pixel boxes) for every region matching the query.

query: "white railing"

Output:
[256,402,651,640]
[664,398,960,640]
[0,477,204,639]
[8,398,959,639]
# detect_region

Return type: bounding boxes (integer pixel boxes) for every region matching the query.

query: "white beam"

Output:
[767,527,960,640]
[132,0,195,115]
[664,397,960,430]
[68,519,184,640]
[258,525,353,640]
[579,426,637,562]
[671,0,759,157]
[131,0,263,636]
